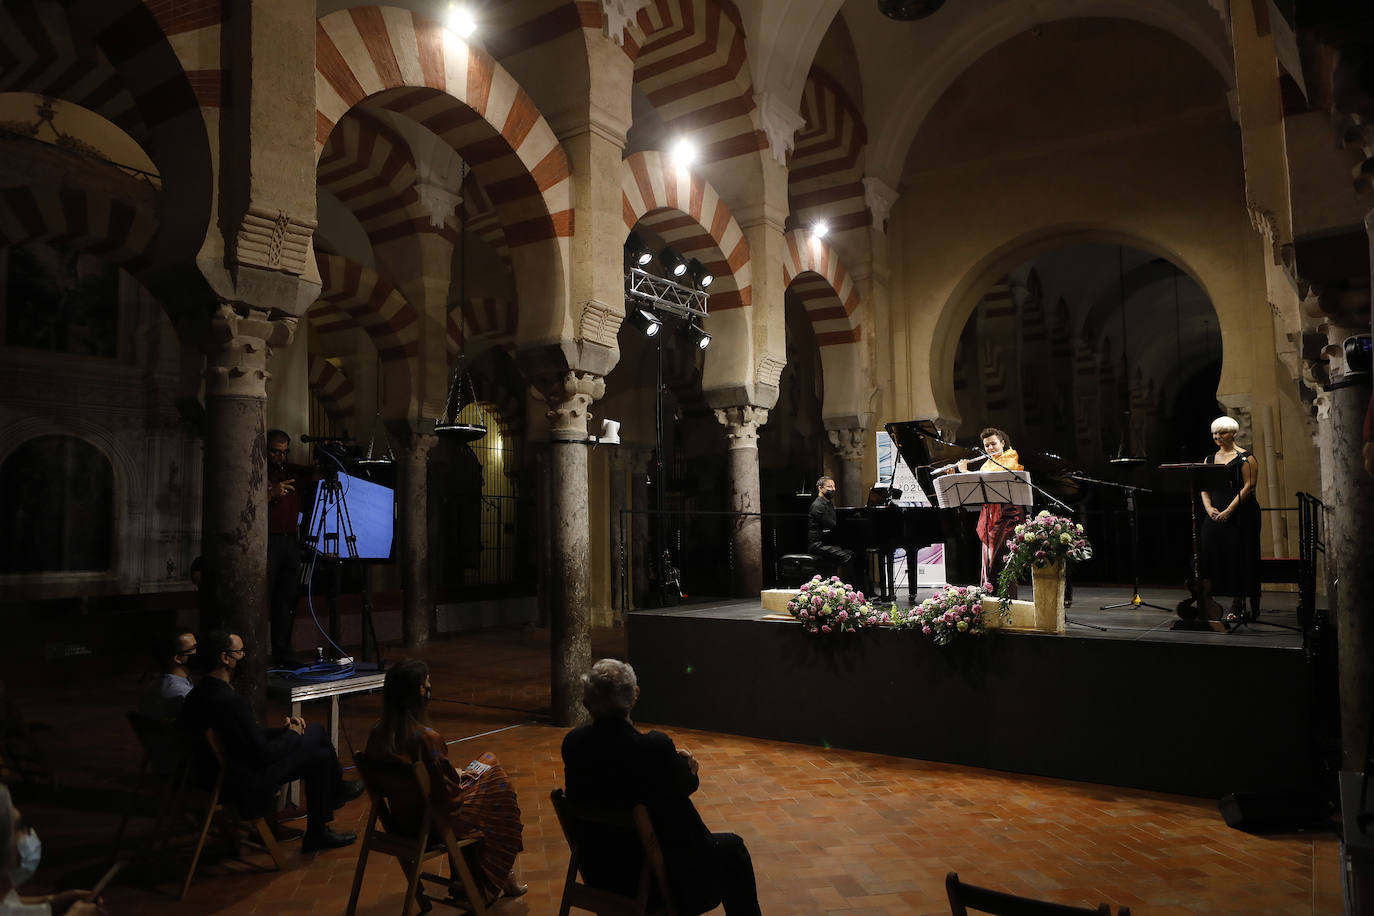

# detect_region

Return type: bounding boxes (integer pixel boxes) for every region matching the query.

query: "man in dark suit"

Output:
[561,659,761,915]
[808,475,869,594]
[178,630,362,852]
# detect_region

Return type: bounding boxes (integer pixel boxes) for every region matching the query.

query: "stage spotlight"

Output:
[812,221,830,239]
[672,137,697,169]
[659,245,688,278]
[625,231,653,267]
[687,258,714,289]
[629,307,662,338]
[446,3,476,37]
[686,321,712,350]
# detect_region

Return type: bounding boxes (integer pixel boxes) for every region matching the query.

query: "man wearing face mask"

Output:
[0,785,101,915]
[807,476,870,595]
[178,630,364,852]
[138,627,197,721]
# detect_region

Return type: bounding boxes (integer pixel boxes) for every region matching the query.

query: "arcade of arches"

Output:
[0,2,1372,774]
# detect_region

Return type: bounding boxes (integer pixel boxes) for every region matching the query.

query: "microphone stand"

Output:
[1071,473,1171,613]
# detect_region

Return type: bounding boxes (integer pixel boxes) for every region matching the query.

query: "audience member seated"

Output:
[178,630,364,852]
[364,659,527,899]
[138,627,197,721]
[561,658,761,916]
[0,785,102,915]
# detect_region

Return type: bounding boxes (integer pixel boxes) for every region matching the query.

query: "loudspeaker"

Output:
[1218,791,1333,833]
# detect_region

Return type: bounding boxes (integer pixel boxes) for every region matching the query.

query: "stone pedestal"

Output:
[1031,562,1068,634]
[715,406,768,596]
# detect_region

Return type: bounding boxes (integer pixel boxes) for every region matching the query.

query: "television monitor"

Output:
[304,471,394,560]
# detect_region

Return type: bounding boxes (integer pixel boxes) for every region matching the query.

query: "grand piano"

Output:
[826,420,1083,601]
[826,420,968,601]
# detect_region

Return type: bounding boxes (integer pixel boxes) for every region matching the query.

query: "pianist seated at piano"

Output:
[807,476,873,596]
[953,427,1028,595]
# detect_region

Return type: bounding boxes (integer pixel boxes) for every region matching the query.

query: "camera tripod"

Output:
[302,475,380,665]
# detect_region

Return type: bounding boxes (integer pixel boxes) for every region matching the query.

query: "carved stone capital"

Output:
[1247,201,1284,266]
[714,405,769,449]
[578,299,625,349]
[415,179,462,228]
[827,427,866,463]
[535,371,605,441]
[601,0,649,45]
[863,177,900,233]
[203,301,296,399]
[755,355,786,391]
[233,206,316,276]
[753,91,806,166]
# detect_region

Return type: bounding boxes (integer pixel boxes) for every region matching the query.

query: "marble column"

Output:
[828,427,866,506]
[538,371,605,727]
[715,405,768,596]
[398,433,437,648]
[200,301,294,709]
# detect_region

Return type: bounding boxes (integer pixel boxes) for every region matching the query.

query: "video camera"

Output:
[302,435,357,475]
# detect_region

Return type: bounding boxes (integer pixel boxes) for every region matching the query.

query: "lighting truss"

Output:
[626,266,708,319]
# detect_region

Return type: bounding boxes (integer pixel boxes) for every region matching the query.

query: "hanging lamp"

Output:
[356,409,395,468]
[1109,246,1147,466]
[434,161,489,443]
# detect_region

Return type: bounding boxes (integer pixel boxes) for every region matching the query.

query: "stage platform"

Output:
[627,586,1316,800]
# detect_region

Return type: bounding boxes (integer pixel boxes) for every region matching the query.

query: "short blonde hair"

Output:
[1210,416,1239,435]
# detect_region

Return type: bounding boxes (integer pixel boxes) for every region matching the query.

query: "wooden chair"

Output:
[345,751,494,916]
[177,728,285,899]
[110,711,191,866]
[549,787,675,916]
[946,871,1130,916]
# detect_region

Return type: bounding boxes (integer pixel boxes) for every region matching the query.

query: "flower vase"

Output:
[1030,561,1067,634]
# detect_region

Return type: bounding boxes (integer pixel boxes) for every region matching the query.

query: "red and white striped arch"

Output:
[312,253,420,363]
[306,353,357,422]
[446,297,515,355]
[315,7,573,252]
[317,110,447,250]
[622,150,751,312]
[789,69,869,235]
[0,184,158,277]
[628,0,765,164]
[781,229,860,345]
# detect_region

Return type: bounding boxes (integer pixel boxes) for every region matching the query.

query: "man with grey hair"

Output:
[561,659,760,915]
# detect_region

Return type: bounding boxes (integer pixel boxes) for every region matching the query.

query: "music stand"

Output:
[934,469,1033,511]
[1159,462,1232,632]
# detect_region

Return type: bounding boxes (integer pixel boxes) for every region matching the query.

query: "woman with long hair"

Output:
[364,659,526,898]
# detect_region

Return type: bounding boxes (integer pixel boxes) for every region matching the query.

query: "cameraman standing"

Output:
[266,429,313,669]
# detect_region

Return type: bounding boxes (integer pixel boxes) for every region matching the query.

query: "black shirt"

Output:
[808,492,836,549]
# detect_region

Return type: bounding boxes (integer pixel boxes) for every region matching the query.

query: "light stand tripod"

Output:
[1072,475,1172,612]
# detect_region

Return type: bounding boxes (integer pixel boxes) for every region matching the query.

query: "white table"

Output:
[268,669,386,805]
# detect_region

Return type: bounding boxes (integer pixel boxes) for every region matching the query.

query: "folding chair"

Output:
[177,728,285,899]
[549,787,675,916]
[345,751,495,916]
[946,871,1130,916]
[110,711,191,865]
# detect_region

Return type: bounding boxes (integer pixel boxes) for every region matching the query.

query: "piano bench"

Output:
[778,553,843,586]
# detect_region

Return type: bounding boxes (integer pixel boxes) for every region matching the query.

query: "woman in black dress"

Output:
[1199,415,1262,620]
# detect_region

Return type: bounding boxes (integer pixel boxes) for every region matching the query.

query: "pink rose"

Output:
[812,596,822,607]
[837,610,848,622]
[821,625,832,634]
[922,625,931,635]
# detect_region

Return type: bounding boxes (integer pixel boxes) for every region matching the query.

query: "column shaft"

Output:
[398,438,435,648]
[727,444,763,595]
[549,439,592,725]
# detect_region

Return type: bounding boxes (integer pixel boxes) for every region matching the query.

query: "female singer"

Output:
[957,427,1026,593]
[1199,415,1262,621]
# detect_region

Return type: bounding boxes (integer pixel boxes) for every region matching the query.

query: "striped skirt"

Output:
[446,752,524,895]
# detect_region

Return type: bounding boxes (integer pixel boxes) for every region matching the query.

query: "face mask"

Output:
[9,828,40,887]
[823,489,835,501]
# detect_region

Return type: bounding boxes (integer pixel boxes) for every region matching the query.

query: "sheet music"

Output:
[935,470,1033,509]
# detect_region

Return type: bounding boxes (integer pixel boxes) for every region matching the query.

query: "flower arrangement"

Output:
[894,584,994,645]
[786,575,889,635]
[996,510,1093,604]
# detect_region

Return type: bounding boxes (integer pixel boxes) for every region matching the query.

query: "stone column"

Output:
[537,371,605,726]
[200,302,295,709]
[828,426,866,505]
[714,405,768,596]
[398,433,437,648]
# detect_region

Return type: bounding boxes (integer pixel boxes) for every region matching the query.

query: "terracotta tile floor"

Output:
[6,624,1341,915]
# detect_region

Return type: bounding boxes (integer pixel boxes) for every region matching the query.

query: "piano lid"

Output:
[883,419,972,470]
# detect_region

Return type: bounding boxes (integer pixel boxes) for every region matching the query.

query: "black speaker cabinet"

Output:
[1218,791,1333,833]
